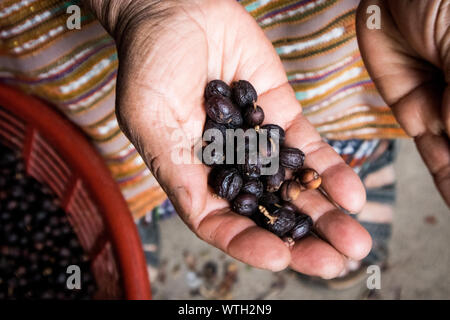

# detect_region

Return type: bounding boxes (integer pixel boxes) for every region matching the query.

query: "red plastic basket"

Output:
[0,83,151,300]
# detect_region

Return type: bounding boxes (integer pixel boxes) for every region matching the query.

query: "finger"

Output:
[389,81,445,138]
[287,118,366,213]
[386,82,450,207]
[290,236,345,279]
[293,189,373,260]
[415,132,450,207]
[196,209,291,271]
[257,83,367,213]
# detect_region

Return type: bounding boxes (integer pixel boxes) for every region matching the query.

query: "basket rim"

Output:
[0,83,151,300]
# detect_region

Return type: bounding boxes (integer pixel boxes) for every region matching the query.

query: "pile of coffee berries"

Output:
[0,143,96,299]
[203,80,322,244]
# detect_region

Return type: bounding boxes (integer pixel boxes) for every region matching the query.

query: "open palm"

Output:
[108,0,371,277]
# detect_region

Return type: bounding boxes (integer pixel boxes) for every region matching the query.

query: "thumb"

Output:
[115,83,209,227]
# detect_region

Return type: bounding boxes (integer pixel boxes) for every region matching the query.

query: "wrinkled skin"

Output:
[84,0,371,278]
[357,0,450,207]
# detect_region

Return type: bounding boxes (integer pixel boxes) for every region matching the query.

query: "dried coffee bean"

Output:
[260,124,285,146]
[282,202,299,213]
[280,180,301,202]
[231,80,258,108]
[203,120,227,143]
[237,163,261,180]
[290,214,313,241]
[249,210,265,227]
[228,110,244,128]
[205,95,240,124]
[0,143,96,299]
[297,168,321,190]
[264,166,285,192]
[209,167,243,201]
[241,180,264,199]
[11,185,24,198]
[202,145,225,166]
[243,104,264,127]
[204,80,231,100]
[280,147,305,170]
[259,192,281,208]
[232,193,258,216]
[258,136,277,161]
[259,206,297,237]
[201,79,314,244]
[237,153,262,180]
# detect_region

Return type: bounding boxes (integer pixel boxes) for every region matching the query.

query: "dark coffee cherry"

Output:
[35,210,47,222]
[260,206,297,237]
[264,166,285,192]
[204,80,232,100]
[202,144,225,166]
[42,198,59,212]
[231,80,258,108]
[290,214,313,241]
[208,167,243,201]
[243,105,264,127]
[232,193,258,216]
[11,185,24,198]
[260,124,285,146]
[7,233,19,244]
[203,120,227,143]
[6,199,18,210]
[279,147,305,170]
[25,192,37,203]
[259,192,281,208]
[282,202,299,213]
[60,247,71,258]
[205,95,240,124]
[49,216,59,227]
[241,180,264,199]
[228,110,244,128]
[237,162,261,180]
[237,153,262,180]
[61,225,72,236]
[0,211,11,222]
[249,211,264,227]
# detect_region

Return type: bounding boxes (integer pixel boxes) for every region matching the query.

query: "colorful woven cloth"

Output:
[0,0,167,219]
[241,0,406,139]
[0,0,406,218]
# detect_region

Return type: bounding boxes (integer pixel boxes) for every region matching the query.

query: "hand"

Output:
[356,0,450,207]
[85,0,371,277]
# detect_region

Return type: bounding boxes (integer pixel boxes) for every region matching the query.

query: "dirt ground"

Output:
[151,139,450,300]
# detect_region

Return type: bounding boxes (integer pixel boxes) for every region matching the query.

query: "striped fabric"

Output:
[0,0,167,219]
[241,0,407,139]
[0,0,406,218]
